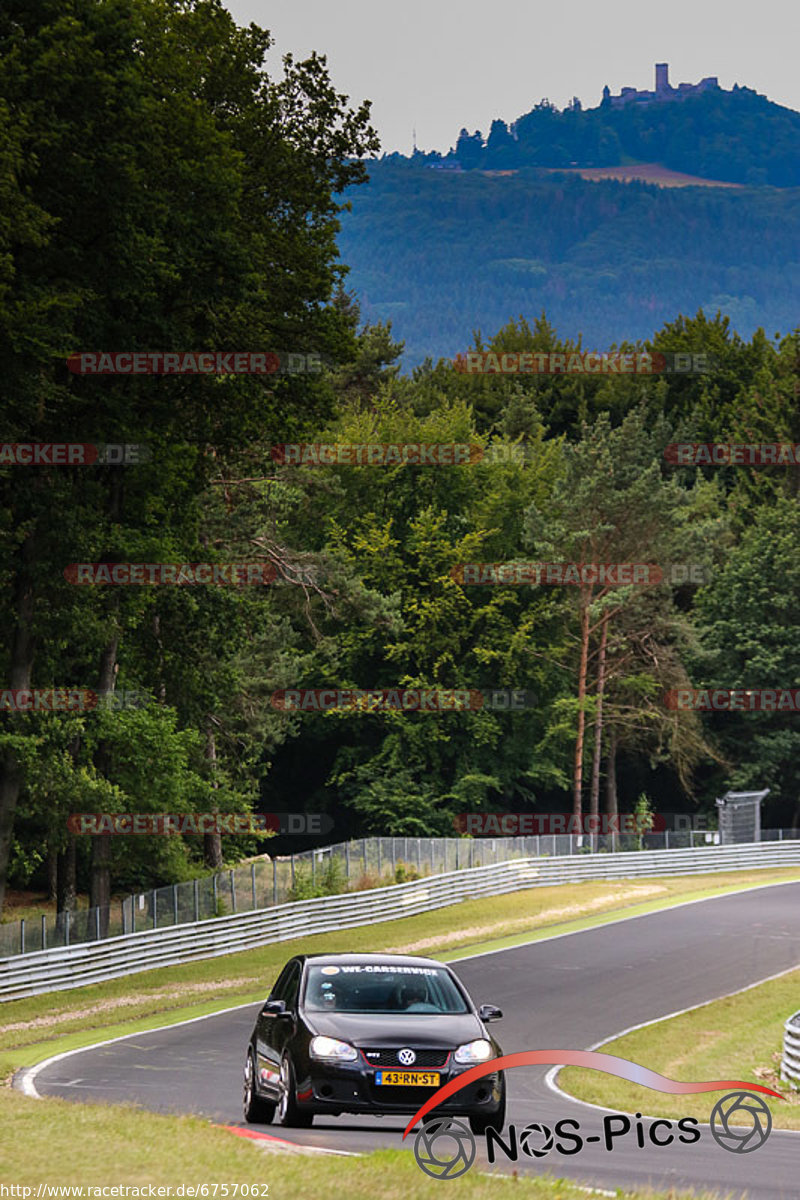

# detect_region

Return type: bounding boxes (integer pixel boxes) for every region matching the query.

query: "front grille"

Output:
[361,1047,450,1068]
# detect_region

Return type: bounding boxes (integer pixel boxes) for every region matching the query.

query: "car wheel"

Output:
[243,1050,276,1124]
[469,1076,506,1135]
[277,1052,314,1128]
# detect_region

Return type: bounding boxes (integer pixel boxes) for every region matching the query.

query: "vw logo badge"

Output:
[414,1116,475,1180]
[709,1091,772,1153]
[398,1047,417,1066]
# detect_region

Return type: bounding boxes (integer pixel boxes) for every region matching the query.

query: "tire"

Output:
[469,1078,506,1135]
[277,1052,314,1128]
[243,1050,276,1124]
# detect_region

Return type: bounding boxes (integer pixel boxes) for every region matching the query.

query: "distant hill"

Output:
[391,84,800,189]
[336,163,800,368]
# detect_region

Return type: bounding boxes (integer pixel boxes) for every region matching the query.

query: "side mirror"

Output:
[478,1003,503,1023]
[261,998,287,1017]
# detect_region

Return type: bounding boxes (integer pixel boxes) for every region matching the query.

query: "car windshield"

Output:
[304,963,470,1014]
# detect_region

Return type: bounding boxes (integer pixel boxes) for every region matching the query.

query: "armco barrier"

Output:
[781,1010,800,1088]
[2,840,800,1002]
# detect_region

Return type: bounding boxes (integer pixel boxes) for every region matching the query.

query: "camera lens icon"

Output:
[709,1091,772,1153]
[519,1122,554,1158]
[413,1116,476,1180]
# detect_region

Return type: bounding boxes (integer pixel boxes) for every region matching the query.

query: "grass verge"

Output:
[558,965,800,1129]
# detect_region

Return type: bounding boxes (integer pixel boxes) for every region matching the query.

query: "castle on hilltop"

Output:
[602,63,719,109]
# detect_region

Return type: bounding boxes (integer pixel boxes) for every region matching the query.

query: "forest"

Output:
[1,0,799,918]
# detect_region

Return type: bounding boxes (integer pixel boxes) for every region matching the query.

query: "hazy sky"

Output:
[225,0,799,155]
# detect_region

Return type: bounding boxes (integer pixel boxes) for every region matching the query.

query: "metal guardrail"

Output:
[7,827,798,961]
[2,839,800,1002]
[781,1009,800,1087]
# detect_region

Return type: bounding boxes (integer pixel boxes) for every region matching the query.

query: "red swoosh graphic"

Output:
[401,1049,783,1139]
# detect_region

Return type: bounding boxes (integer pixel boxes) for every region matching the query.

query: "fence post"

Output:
[665,830,670,850]
[230,869,236,913]
[391,840,397,876]
[152,889,157,929]
[272,857,277,905]
[65,910,70,947]
[212,874,218,915]
[364,838,368,878]
[251,862,257,909]
[345,843,350,880]
[96,907,100,941]
[469,839,474,869]
[19,919,25,955]
[780,828,783,841]
[194,878,199,922]
[42,914,47,951]
[173,884,178,925]
[377,839,382,877]
[291,854,295,889]
[312,851,316,888]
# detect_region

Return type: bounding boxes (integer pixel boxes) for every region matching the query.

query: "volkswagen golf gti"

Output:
[243,952,505,1132]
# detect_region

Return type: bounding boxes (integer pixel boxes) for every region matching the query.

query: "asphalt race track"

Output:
[25,883,800,1198]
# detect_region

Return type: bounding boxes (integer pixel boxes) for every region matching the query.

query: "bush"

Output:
[394,861,421,884]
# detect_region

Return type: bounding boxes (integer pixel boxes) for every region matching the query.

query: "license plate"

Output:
[375,1070,440,1087]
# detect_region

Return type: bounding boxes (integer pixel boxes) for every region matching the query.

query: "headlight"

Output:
[309,1035,358,1062]
[454,1038,494,1064]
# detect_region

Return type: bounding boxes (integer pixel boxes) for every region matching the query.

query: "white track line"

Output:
[544,959,800,1133]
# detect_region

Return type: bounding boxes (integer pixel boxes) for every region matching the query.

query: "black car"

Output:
[243,952,505,1133]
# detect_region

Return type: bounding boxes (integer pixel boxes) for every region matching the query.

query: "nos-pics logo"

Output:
[403,1050,780,1182]
[414,1094,773,1181]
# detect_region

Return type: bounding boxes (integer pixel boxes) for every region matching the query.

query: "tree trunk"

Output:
[606,727,618,821]
[57,837,77,912]
[572,598,591,821]
[0,532,37,917]
[588,613,609,844]
[204,723,223,870]
[90,834,111,936]
[47,846,58,903]
[91,630,119,937]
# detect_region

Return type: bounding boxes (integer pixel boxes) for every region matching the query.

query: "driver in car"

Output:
[400,981,439,1012]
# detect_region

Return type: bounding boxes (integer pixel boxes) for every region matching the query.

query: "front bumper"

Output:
[297,1058,502,1116]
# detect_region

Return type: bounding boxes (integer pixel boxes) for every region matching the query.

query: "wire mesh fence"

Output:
[2,827,798,960]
